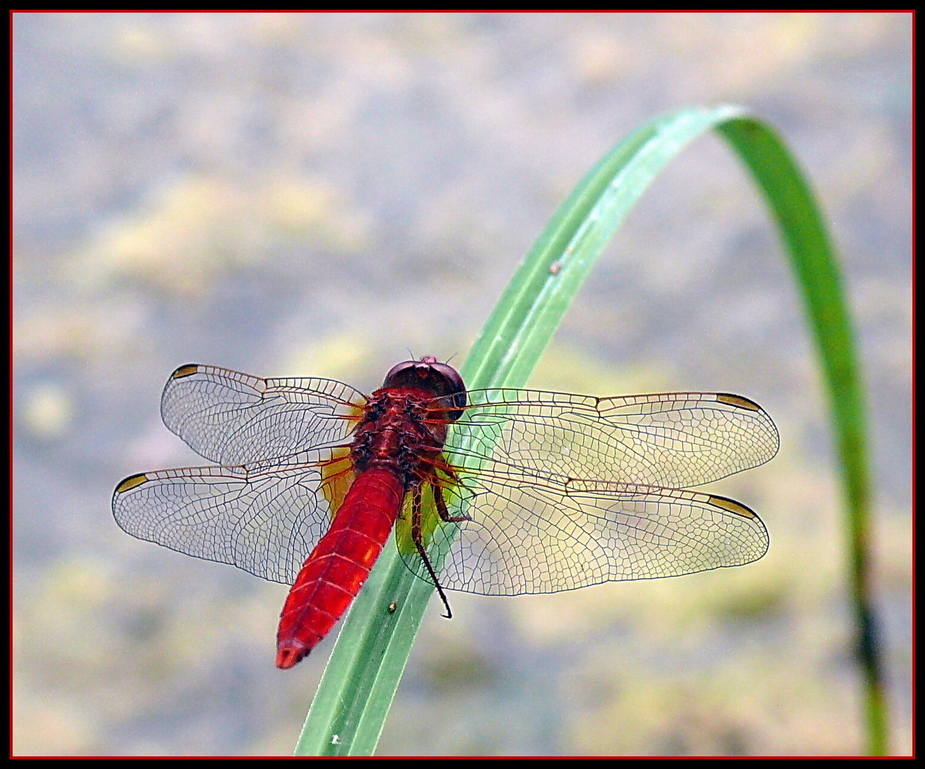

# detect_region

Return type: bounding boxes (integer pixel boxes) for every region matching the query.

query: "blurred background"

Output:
[12,12,911,756]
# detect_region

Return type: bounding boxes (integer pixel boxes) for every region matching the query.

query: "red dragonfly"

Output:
[113,357,778,669]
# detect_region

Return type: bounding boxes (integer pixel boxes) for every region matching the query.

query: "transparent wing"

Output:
[407,471,769,595]
[112,452,339,584]
[399,389,776,594]
[161,364,367,465]
[446,389,779,488]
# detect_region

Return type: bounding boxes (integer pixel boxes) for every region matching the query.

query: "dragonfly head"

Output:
[382,357,467,419]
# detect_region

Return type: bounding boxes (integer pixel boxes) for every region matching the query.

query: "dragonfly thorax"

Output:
[349,388,448,486]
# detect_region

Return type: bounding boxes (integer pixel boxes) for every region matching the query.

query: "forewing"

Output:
[161,364,367,465]
[408,472,769,596]
[447,389,779,488]
[112,453,338,584]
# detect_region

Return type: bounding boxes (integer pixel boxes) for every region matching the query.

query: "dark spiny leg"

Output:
[433,481,470,523]
[411,485,453,619]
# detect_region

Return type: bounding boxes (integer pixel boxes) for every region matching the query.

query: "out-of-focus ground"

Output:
[13,12,911,756]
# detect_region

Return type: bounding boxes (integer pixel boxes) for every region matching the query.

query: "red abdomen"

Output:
[275,466,405,669]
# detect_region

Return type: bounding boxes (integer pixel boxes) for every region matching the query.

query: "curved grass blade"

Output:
[717,118,886,755]
[294,105,883,756]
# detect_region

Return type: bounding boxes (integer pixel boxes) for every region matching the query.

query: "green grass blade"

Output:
[717,118,887,755]
[293,105,884,756]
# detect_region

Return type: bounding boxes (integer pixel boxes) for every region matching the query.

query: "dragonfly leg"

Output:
[411,485,453,619]
[434,481,471,523]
